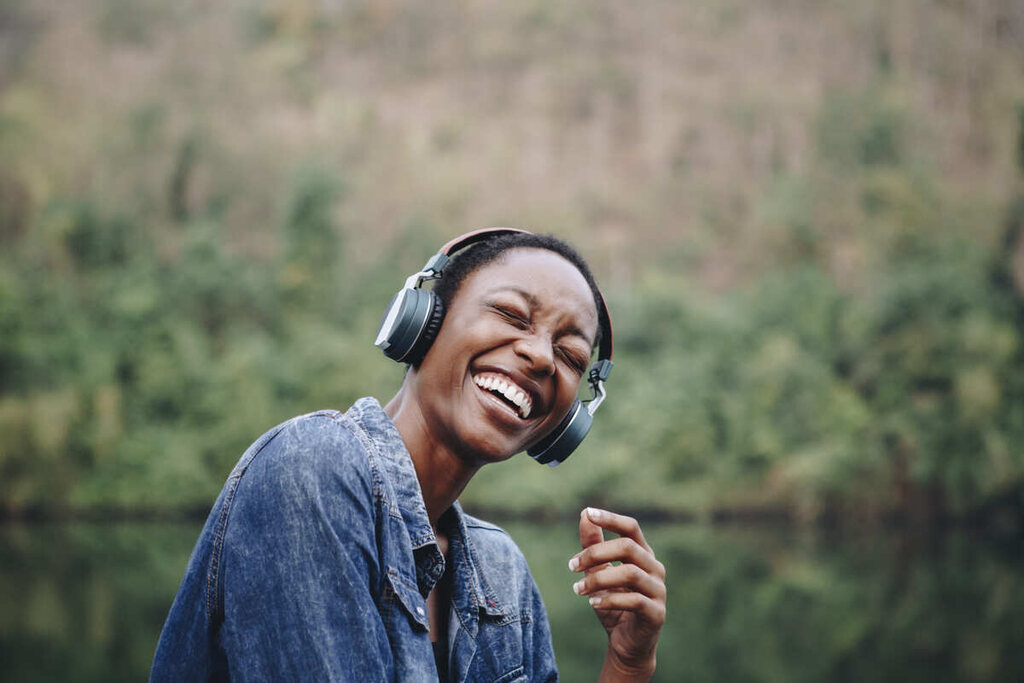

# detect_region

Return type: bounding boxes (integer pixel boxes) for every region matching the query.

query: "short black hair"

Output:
[432,232,606,349]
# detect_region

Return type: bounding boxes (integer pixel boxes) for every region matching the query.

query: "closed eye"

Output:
[492,304,530,329]
[558,347,589,374]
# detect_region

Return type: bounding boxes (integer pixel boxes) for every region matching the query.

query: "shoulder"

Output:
[461,513,538,601]
[231,408,379,510]
[463,513,521,552]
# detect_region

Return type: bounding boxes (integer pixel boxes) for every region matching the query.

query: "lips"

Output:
[472,372,534,419]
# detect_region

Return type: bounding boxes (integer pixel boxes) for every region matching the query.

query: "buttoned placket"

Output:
[344,399,532,680]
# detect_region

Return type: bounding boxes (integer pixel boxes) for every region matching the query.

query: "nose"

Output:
[514,333,556,377]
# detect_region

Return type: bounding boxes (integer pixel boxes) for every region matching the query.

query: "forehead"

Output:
[458,248,599,334]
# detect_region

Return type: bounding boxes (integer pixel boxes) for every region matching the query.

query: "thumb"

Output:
[579,507,605,551]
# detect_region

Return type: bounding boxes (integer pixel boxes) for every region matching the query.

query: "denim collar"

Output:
[348,397,507,618]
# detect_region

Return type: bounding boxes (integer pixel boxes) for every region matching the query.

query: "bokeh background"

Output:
[3,0,1024,680]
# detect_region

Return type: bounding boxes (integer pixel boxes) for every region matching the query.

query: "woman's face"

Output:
[412,247,599,464]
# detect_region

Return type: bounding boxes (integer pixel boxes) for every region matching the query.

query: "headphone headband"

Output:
[439,226,532,257]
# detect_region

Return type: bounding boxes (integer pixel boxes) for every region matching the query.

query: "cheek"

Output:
[432,315,502,363]
[421,326,478,390]
[555,375,583,411]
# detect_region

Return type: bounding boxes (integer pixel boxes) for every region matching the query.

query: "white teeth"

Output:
[473,374,533,419]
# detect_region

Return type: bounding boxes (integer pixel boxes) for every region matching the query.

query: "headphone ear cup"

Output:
[404,293,445,367]
[376,287,437,362]
[527,399,592,466]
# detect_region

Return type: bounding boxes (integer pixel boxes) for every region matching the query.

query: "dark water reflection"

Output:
[1,521,1021,682]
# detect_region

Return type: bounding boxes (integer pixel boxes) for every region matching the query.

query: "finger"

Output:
[572,563,666,602]
[588,591,667,627]
[578,507,605,554]
[569,536,665,578]
[582,508,651,553]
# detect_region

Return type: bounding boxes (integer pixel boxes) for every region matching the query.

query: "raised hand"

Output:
[569,507,666,682]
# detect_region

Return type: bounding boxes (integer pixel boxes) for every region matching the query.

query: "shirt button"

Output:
[416,606,425,616]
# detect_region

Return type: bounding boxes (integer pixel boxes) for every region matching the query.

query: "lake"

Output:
[1,519,1022,682]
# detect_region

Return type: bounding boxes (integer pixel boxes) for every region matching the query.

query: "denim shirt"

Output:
[150,398,558,682]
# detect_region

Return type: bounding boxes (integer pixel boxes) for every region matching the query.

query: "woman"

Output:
[151,230,666,681]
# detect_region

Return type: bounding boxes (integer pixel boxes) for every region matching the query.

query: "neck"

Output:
[384,387,480,528]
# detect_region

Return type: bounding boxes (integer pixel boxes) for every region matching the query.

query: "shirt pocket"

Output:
[491,667,526,683]
[383,568,430,633]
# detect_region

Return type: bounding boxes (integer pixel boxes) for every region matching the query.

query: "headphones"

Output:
[374,227,614,466]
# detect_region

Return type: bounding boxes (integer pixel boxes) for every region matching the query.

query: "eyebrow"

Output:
[485,285,596,347]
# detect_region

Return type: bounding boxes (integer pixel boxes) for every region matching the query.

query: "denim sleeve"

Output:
[215,413,392,681]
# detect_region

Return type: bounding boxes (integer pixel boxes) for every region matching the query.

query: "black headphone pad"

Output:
[527,399,592,465]
[405,294,445,367]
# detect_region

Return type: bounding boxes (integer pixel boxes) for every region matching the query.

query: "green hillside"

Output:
[2,0,1024,523]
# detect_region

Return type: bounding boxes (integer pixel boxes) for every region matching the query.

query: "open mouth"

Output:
[472,372,533,419]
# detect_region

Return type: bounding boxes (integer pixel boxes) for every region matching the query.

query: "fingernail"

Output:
[568,556,580,572]
[572,580,585,595]
[587,507,602,521]
[589,596,602,607]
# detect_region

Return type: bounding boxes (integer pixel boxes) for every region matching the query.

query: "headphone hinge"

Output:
[422,252,450,274]
[586,380,607,417]
[590,359,613,383]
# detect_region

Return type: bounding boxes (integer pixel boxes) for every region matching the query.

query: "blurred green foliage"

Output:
[0,167,402,512]
[2,0,1024,523]
[6,108,1023,521]
[469,105,1024,521]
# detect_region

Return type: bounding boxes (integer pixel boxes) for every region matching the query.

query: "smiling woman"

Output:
[149,230,666,682]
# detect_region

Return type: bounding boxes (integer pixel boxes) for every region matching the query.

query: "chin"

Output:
[457,429,525,466]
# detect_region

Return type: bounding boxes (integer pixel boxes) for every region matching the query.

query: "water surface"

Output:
[1,521,1021,682]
